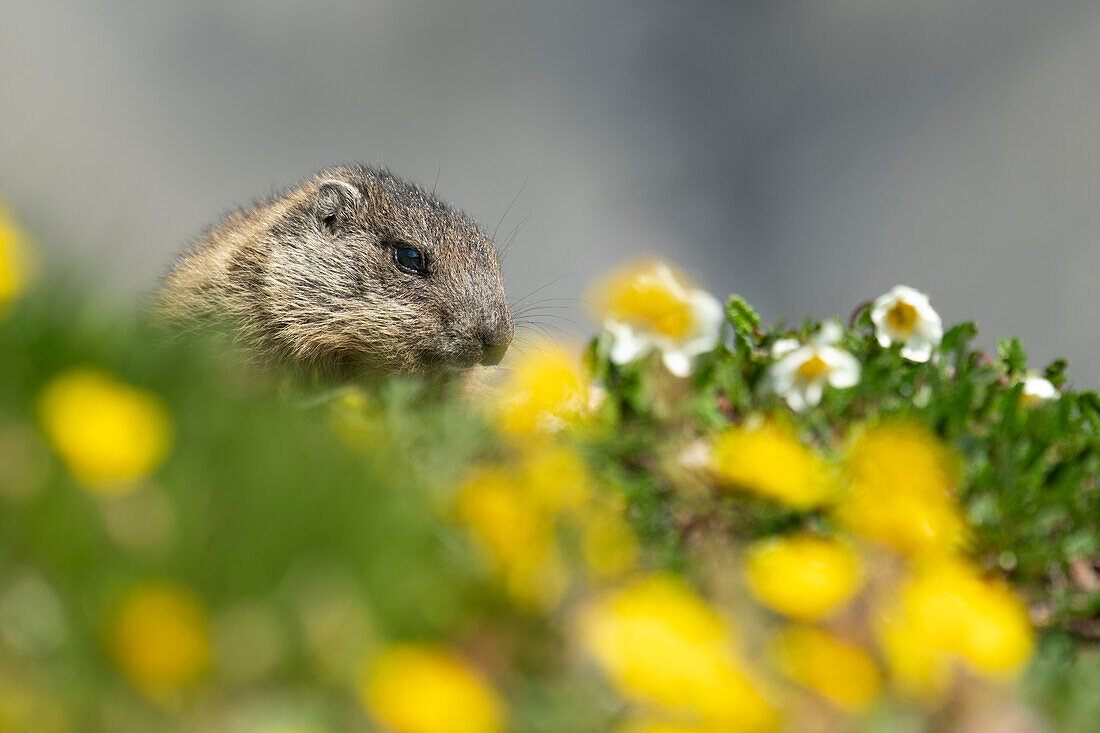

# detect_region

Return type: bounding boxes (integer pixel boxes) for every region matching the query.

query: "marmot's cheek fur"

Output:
[157,165,513,376]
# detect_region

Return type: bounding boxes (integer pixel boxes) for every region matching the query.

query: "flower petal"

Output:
[784,388,808,413]
[662,350,693,378]
[900,338,935,363]
[803,381,825,409]
[772,338,801,359]
[814,320,844,346]
[825,350,862,389]
[606,322,652,365]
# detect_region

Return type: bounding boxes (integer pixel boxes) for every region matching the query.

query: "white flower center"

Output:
[797,353,830,381]
[885,301,918,336]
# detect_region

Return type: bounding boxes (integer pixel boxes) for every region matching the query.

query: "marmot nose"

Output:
[478,316,513,366]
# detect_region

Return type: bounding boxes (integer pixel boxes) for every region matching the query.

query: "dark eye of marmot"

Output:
[391,243,428,276]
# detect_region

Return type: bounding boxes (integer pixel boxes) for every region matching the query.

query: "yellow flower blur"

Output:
[877,559,1035,699]
[0,201,34,315]
[593,260,724,377]
[495,344,588,436]
[520,443,593,514]
[519,443,640,579]
[711,421,835,509]
[108,584,211,699]
[362,644,504,733]
[836,423,965,556]
[744,535,862,621]
[580,503,640,580]
[770,627,880,712]
[600,261,696,338]
[836,486,967,558]
[38,368,173,494]
[845,422,958,499]
[578,576,777,731]
[455,466,567,609]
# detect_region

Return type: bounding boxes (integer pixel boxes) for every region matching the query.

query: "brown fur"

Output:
[158,165,513,376]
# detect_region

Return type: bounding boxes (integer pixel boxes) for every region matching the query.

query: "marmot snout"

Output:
[158,165,513,375]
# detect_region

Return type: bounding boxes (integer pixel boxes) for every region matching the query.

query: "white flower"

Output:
[1021,376,1059,405]
[768,321,861,412]
[870,285,943,363]
[600,261,723,378]
[770,338,801,360]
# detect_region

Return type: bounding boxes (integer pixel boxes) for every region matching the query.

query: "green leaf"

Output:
[998,336,1029,376]
[725,295,762,342]
[942,322,978,357]
[1044,359,1069,388]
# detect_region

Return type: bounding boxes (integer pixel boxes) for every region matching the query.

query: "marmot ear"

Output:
[315,179,362,233]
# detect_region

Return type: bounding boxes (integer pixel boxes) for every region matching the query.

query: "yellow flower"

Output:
[710,421,835,509]
[744,535,862,621]
[0,201,34,315]
[455,466,567,609]
[580,504,640,580]
[578,576,777,731]
[845,422,958,499]
[495,344,588,437]
[108,583,211,700]
[595,260,723,377]
[362,644,504,733]
[836,486,967,558]
[769,626,881,712]
[520,443,593,514]
[519,444,639,580]
[836,423,965,557]
[38,368,172,494]
[877,560,1035,700]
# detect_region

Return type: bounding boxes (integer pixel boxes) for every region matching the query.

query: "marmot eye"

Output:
[392,245,428,276]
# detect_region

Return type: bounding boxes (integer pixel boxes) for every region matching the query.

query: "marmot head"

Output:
[168,166,514,375]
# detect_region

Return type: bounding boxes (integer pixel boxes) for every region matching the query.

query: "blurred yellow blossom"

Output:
[519,443,639,580]
[0,201,34,315]
[520,443,593,513]
[770,626,881,712]
[580,503,640,580]
[38,368,172,494]
[594,260,724,377]
[362,644,504,733]
[877,560,1035,700]
[837,487,967,559]
[108,583,211,700]
[845,422,958,498]
[496,344,588,436]
[578,575,777,731]
[325,385,383,449]
[837,423,966,557]
[456,466,567,609]
[744,535,862,621]
[710,421,835,509]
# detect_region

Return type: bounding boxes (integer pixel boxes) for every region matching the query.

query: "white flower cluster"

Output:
[599,268,1056,413]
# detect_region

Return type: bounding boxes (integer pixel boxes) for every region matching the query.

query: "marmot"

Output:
[158,165,514,376]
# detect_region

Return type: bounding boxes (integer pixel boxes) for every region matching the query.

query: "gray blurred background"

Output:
[3,0,1099,381]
